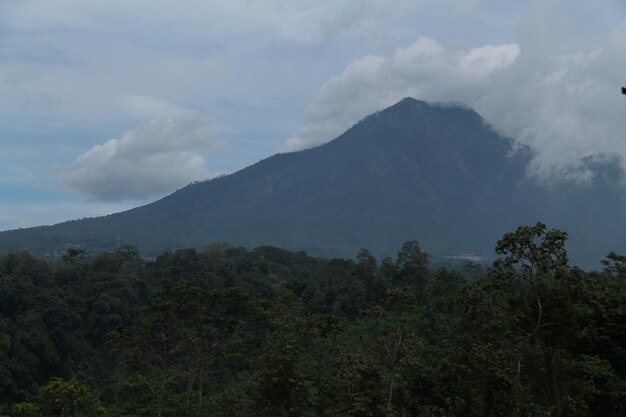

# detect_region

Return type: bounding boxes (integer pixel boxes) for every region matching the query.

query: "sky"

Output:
[1,0,625,230]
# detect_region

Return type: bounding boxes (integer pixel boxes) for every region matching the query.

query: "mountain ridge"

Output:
[1,97,624,268]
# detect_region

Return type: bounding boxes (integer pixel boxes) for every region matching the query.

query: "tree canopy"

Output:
[0,227,624,417]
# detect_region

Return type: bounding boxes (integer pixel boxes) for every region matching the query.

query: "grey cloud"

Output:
[2,0,373,46]
[0,1,522,129]
[57,111,224,202]
[284,18,626,183]
[283,37,519,151]
[477,18,626,182]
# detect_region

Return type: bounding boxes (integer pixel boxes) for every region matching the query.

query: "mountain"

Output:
[1,98,625,268]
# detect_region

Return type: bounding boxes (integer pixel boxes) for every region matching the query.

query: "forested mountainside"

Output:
[1,98,625,269]
[1,224,625,417]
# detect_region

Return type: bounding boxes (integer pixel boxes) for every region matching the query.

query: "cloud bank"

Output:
[283,37,520,151]
[57,103,224,202]
[284,20,626,182]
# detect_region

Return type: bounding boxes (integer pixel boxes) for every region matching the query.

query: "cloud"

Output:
[283,37,519,151]
[57,103,224,202]
[119,95,188,119]
[283,15,626,183]
[478,20,626,182]
[1,0,377,47]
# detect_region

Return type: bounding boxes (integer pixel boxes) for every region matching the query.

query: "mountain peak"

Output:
[346,97,484,143]
[378,97,431,116]
[391,97,480,117]
[358,97,482,126]
[393,96,429,107]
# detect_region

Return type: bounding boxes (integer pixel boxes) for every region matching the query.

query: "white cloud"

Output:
[0,35,236,129]
[283,15,626,183]
[476,18,626,182]
[118,95,188,119]
[459,44,520,74]
[57,104,225,202]
[283,37,520,151]
[0,0,378,46]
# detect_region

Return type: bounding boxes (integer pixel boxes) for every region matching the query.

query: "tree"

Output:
[115,280,262,417]
[353,249,387,305]
[12,378,106,417]
[394,241,429,288]
[601,251,626,281]
[494,222,568,279]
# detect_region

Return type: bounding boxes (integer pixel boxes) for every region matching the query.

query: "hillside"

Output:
[1,98,625,267]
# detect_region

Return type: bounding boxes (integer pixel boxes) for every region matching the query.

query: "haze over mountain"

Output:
[1,98,624,268]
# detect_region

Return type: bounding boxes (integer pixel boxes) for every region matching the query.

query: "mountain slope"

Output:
[1,98,624,267]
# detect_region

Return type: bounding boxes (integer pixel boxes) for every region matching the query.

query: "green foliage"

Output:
[394,240,430,287]
[494,222,568,278]
[39,378,106,417]
[11,403,42,417]
[602,251,626,281]
[0,231,624,417]
[11,379,106,417]
[114,280,264,417]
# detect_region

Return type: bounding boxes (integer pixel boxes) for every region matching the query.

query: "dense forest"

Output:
[0,223,624,417]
